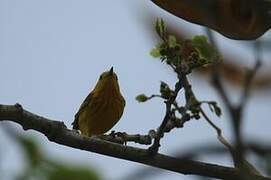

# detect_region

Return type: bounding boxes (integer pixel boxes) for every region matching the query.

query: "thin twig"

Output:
[100,132,152,145]
[200,109,233,152]
[179,73,235,159]
[233,41,262,175]
[148,79,183,154]
[239,42,262,111]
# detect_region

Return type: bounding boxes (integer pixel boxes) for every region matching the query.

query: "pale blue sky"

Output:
[1,1,271,180]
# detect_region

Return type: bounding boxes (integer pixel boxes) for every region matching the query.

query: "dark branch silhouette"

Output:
[0,104,270,180]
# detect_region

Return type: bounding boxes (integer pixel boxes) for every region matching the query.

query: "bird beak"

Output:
[109,67,114,75]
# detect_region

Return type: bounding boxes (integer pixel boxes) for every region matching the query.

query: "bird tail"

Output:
[71,115,79,130]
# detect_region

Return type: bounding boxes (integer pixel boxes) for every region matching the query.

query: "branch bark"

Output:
[0,104,270,180]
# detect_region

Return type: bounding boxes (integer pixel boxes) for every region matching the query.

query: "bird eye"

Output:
[99,75,103,80]
[115,75,118,81]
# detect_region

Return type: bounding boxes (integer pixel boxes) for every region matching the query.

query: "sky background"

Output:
[1,1,271,180]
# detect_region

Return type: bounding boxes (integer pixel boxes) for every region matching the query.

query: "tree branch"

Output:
[120,142,271,180]
[0,104,270,180]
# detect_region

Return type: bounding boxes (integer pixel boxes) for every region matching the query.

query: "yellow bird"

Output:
[72,67,125,136]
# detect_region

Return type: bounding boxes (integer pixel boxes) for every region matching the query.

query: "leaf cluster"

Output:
[150,18,220,74]
[136,18,222,142]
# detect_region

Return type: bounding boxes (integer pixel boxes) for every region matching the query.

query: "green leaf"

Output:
[150,47,161,58]
[168,35,177,48]
[191,35,220,64]
[155,18,166,39]
[208,101,222,117]
[160,81,171,99]
[136,94,148,102]
[160,81,169,90]
[213,105,222,117]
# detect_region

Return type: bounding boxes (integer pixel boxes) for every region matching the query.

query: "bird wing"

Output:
[72,92,93,130]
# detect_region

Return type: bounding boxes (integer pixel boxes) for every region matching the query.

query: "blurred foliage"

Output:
[3,127,100,180]
[267,158,271,176]
[256,154,271,176]
[47,165,99,180]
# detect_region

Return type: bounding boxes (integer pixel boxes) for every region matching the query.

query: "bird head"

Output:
[93,67,120,96]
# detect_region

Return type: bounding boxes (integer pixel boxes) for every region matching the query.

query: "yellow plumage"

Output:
[72,67,125,136]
